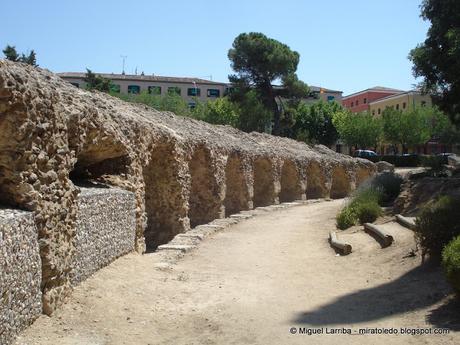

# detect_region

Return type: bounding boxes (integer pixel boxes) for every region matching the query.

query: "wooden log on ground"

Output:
[364,223,394,247]
[329,231,352,255]
[395,214,416,230]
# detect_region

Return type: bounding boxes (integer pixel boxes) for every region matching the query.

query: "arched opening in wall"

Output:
[224,154,250,217]
[253,157,275,207]
[70,155,130,186]
[69,134,130,186]
[188,147,221,228]
[306,161,328,199]
[356,166,371,187]
[330,165,351,199]
[279,160,303,202]
[143,143,188,251]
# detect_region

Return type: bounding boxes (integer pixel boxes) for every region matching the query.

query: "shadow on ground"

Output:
[293,263,454,326]
[427,297,460,331]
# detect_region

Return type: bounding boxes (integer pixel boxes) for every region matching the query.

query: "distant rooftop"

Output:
[273,84,342,94]
[368,90,427,104]
[57,72,226,85]
[343,86,405,99]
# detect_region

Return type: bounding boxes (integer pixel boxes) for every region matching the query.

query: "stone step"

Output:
[230,213,254,220]
[156,244,195,253]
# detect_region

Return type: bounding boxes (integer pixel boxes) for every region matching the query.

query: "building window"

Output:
[207,89,220,97]
[110,84,121,93]
[128,85,140,94]
[402,102,406,109]
[70,82,79,88]
[148,86,161,95]
[372,110,375,115]
[188,102,196,109]
[327,95,335,102]
[364,98,367,104]
[187,87,201,97]
[378,108,381,115]
[421,101,426,107]
[351,101,354,107]
[396,104,399,110]
[168,87,181,96]
[356,100,359,105]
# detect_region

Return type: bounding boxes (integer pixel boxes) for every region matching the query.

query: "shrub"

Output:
[336,206,357,230]
[355,202,383,224]
[370,172,403,203]
[351,186,383,206]
[336,186,383,229]
[415,196,460,259]
[442,236,460,295]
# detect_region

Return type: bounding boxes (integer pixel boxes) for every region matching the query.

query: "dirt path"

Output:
[15,200,460,345]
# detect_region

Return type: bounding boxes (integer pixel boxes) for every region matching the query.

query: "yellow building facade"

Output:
[368,91,432,116]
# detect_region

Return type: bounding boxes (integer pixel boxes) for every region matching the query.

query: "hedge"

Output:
[364,154,447,167]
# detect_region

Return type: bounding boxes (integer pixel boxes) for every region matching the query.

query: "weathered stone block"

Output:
[0,209,42,345]
[71,187,136,285]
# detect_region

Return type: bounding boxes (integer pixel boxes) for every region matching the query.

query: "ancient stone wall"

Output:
[71,186,136,285]
[0,209,42,345]
[0,60,376,329]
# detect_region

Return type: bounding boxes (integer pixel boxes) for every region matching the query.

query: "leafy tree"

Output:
[382,107,437,153]
[333,110,382,149]
[2,45,38,66]
[203,97,239,127]
[228,32,309,135]
[409,0,460,126]
[3,45,19,62]
[20,50,38,66]
[292,101,340,146]
[236,90,272,133]
[84,69,113,92]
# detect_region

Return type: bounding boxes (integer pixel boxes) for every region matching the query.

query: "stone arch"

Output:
[224,154,250,216]
[279,160,303,202]
[306,161,328,199]
[143,143,189,251]
[253,157,276,207]
[188,146,222,227]
[356,166,372,187]
[330,165,352,199]
[68,127,130,185]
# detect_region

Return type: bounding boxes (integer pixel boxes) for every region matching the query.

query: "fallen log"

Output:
[329,231,352,255]
[364,223,394,247]
[395,214,416,230]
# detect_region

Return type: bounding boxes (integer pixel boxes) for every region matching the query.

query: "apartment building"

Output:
[342,86,403,113]
[368,90,432,115]
[57,72,228,106]
[306,86,343,103]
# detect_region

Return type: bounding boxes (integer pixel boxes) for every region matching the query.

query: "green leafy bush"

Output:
[442,236,460,294]
[336,206,357,230]
[415,196,460,259]
[336,187,383,229]
[354,202,383,224]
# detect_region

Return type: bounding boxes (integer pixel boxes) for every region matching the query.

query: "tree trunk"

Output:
[262,81,280,136]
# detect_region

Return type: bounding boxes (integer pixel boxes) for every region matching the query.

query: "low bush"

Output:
[336,186,383,229]
[415,195,460,259]
[442,236,460,295]
[370,172,403,203]
[336,206,357,230]
[355,202,383,224]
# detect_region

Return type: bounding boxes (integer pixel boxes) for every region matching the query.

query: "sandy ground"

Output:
[15,199,460,345]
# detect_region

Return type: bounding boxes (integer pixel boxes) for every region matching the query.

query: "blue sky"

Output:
[2,0,429,95]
